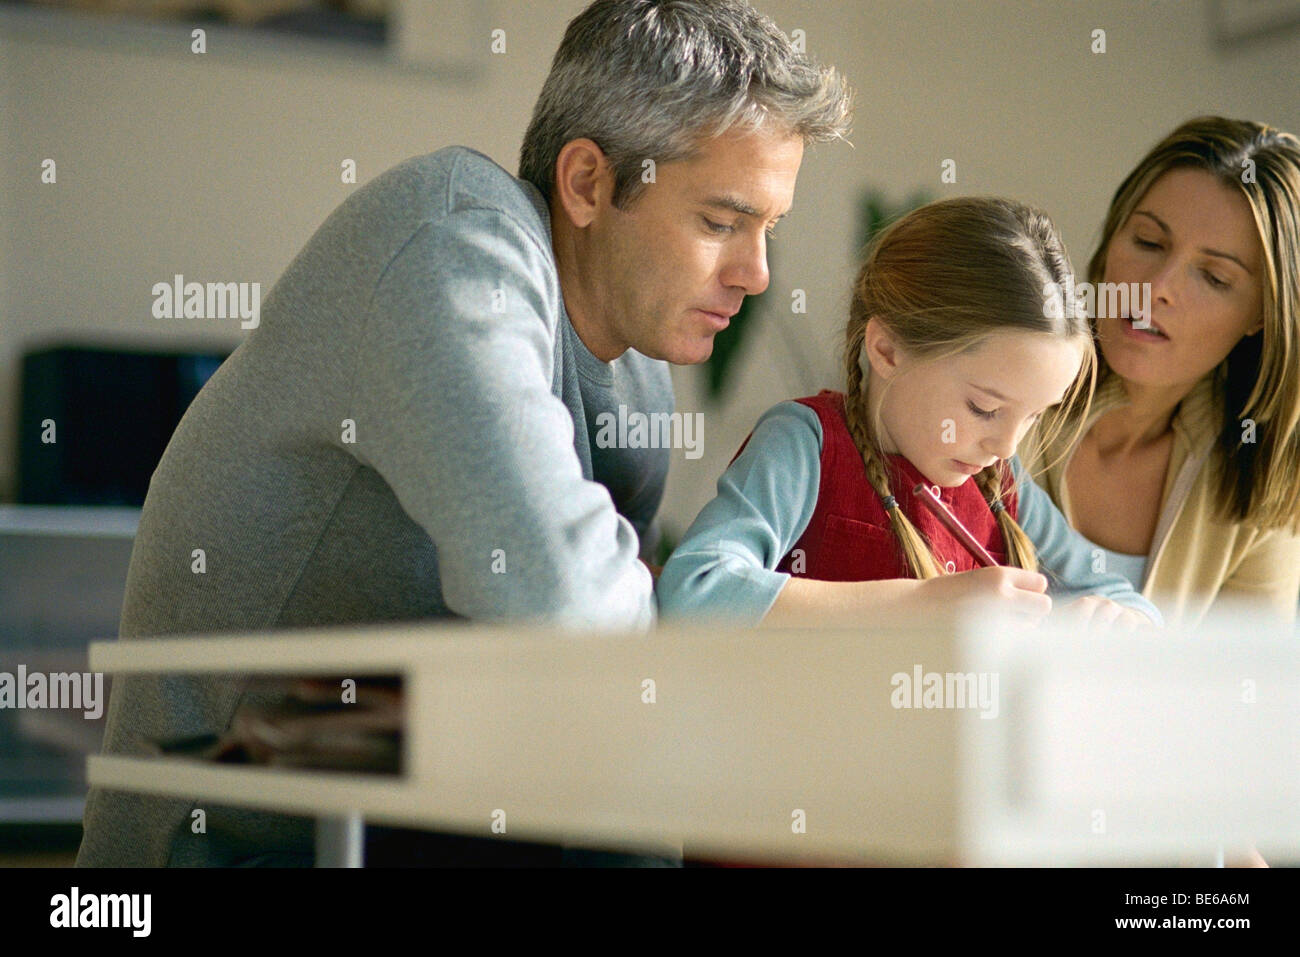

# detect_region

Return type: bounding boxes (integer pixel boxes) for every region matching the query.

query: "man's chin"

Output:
[651,337,716,366]
[682,343,716,365]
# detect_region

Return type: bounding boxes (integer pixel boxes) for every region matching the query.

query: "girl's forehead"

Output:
[940,333,1085,400]
[956,329,1084,362]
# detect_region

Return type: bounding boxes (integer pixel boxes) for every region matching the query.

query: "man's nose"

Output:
[721,232,770,296]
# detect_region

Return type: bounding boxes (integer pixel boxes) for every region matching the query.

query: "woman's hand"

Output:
[1056,595,1157,632]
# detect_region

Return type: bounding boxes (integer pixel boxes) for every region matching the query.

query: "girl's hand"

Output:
[1057,595,1156,632]
[916,566,1052,624]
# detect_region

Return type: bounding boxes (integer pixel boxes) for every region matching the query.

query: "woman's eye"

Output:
[1203,270,1229,289]
[967,400,996,420]
[1133,237,1161,250]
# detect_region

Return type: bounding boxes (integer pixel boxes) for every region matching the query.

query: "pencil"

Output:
[912,483,1000,568]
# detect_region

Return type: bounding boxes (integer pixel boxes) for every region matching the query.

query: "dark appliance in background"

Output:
[3,344,228,838]
[18,345,229,505]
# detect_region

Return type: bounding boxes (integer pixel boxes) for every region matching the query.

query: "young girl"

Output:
[657,196,1161,628]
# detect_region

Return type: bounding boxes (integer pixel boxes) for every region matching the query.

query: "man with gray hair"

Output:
[78,0,851,867]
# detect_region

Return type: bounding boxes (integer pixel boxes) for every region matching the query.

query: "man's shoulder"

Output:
[381,146,548,236]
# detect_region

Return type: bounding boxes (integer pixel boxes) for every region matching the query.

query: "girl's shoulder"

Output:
[756,392,868,489]
[731,396,828,466]
[782,389,847,419]
[758,390,849,439]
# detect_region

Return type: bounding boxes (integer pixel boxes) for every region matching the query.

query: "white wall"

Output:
[2,0,1298,540]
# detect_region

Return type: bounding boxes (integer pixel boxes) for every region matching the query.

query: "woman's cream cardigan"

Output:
[1022,372,1300,629]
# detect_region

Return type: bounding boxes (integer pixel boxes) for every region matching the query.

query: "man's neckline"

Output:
[522,177,617,385]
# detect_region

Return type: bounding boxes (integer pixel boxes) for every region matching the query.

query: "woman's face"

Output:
[1097,167,1264,391]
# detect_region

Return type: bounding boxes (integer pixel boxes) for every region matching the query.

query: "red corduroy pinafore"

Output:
[740,390,1019,578]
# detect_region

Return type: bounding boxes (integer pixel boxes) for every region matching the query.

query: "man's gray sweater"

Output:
[77,147,673,866]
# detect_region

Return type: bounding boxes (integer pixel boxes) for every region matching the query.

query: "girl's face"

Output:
[865,324,1086,487]
[1097,168,1264,389]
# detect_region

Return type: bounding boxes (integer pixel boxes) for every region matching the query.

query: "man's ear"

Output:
[862,316,902,380]
[552,138,613,229]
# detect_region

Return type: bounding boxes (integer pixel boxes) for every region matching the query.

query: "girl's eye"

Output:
[1133,237,1161,250]
[967,400,996,420]
[1203,270,1229,289]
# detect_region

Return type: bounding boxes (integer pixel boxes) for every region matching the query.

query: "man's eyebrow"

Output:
[1132,210,1254,274]
[701,194,791,220]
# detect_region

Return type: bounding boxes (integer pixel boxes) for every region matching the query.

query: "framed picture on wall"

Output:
[1213,0,1300,46]
[0,0,489,76]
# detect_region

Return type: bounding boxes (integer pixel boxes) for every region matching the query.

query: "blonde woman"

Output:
[1022,117,1300,629]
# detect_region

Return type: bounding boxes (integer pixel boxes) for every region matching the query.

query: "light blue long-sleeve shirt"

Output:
[656,400,1163,625]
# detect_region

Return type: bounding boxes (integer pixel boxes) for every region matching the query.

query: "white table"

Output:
[87,609,1300,866]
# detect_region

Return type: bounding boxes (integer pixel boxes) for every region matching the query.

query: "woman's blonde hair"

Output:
[844,197,1096,578]
[1088,116,1300,530]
